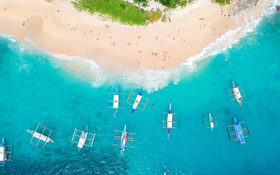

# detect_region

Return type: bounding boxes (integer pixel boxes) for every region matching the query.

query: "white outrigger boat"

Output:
[206,113,217,131]
[108,86,124,118]
[0,138,12,167]
[167,103,173,138]
[77,131,87,148]
[113,86,119,117]
[28,123,54,148]
[71,126,95,149]
[126,89,149,114]
[131,90,143,114]
[27,130,54,143]
[228,81,246,106]
[232,81,242,105]
[209,113,214,129]
[0,139,7,167]
[162,103,177,138]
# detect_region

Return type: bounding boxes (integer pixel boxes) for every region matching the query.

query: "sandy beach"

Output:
[0,0,268,72]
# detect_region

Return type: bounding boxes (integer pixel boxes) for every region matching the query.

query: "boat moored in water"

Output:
[167,103,173,138]
[226,117,250,144]
[126,89,149,114]
[113,86,119,117]
[233,117,245,144]
[120,124,128,154]
[204,113,217,131]
[0,138,7,167]
[209,113,214,130]
[232,81,243,106]
[162,102,178,138]
[113,124,135,154]
[131,90,143,114]
[71,126,95,149]
[27,130,54,143]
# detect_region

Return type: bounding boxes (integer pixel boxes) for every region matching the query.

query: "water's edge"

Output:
[0,0,278,92]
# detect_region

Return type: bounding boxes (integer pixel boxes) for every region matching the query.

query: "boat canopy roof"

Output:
[113,94,119,108]
[167,113,173,128]
[0,147,4,161]
[133,95,142,108]
[233,87,242,98]
[33,132,49,142]
[235,124,245,143]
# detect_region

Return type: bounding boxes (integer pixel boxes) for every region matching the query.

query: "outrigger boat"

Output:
[78,131,87,148]
[167,103,173,138]
[120,124,128,154]
[27,123,54,148]
[131,90,143,114]
[0,139,7,167]
[108,85,124,118]
[162,102,177,139]
[232,81,242,105]
[233,117,245,144]
[126,89,149,114]
[208,113,215,131]
[226,117,250,144]
[114,124,135,154]
[228,81,246,106]
[71,126,95,149]
[113,86,119,118]
[27,130,54,143]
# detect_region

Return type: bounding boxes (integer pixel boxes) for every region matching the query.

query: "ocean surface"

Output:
[1,11,280,175]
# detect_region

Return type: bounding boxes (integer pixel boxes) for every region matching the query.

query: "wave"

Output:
[0,0,278,92]
[49,53,183,91]
[0,33,17,43]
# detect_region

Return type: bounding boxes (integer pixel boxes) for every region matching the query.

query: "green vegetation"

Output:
[134,0,148,7]
[215,0,230,5]
[72,0,153,25]
[134,0,147,3]
[71,0,196,25]
[157,0,191,8]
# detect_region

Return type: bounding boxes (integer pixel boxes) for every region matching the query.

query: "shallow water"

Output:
[0,13,280,175]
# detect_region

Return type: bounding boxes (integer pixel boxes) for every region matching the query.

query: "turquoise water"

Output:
[0,13,280,174]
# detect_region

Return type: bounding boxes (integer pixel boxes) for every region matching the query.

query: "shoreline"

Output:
[0,0,272,74]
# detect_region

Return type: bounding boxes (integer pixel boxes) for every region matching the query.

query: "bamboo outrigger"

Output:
[108,86,124,118]
[162,103,178,138]
[0,138,13,167]
[126,89,149,114]
[27,123,54,148]
[204,113,217,131]
[71,126,96,149]
[113,124,135,154]
[226,117,250,144]
[228,81,246,106]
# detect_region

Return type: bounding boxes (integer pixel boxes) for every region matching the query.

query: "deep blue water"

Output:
[0,13,280,175]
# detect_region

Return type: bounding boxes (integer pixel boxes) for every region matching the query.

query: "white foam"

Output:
[51,52,183,91]
[50,53,109,87]
[0,33,16,43]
